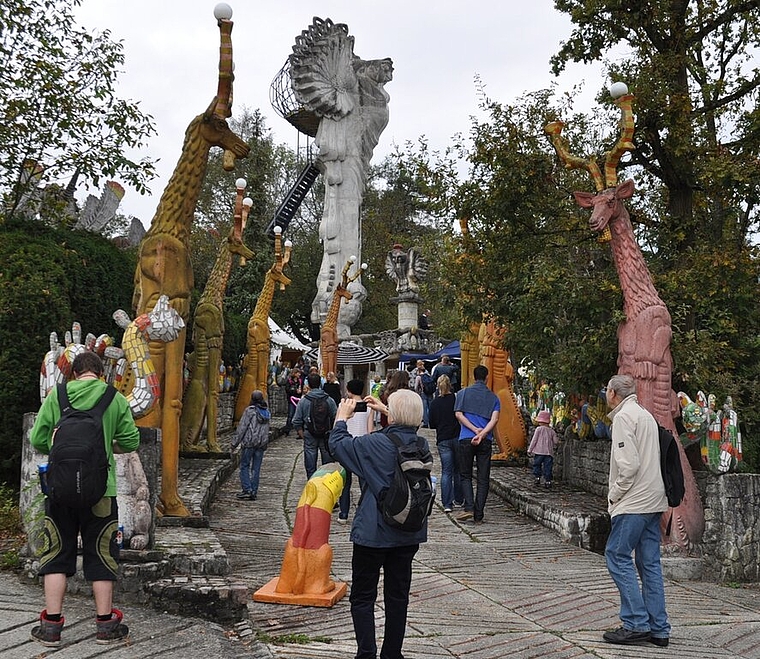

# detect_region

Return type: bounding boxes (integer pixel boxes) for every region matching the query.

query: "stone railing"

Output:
[554,435,760,582]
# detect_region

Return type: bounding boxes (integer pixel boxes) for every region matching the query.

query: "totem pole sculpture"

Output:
[320,257,367,377]
[289,17,393,337]
[234,226,292,422]
[545,83,704,551]
[181,179,253,452]
[132,6,249,516]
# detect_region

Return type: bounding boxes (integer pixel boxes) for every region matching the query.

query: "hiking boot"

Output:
[649,636,669,647]
[534,478,541,486]
[602,627,650,645]
[544,482,553,489]
[31,610,64,647]
[236,491,252,500]
[96,609,130,645]
[456,511,473,522]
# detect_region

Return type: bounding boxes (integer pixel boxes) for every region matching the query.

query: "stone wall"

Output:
[555,435,760,583]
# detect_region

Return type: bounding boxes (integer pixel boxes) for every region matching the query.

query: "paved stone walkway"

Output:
[4,424,760,658]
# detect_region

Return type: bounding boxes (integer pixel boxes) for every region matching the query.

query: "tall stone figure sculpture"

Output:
[289,17,393,337]
[320,257,367,376]
[181,180,253,452]
[545,83,704,551]
[132,6,249,516]
[234,226,293,422]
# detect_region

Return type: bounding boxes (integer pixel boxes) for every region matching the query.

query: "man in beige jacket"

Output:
[602,374,670,648]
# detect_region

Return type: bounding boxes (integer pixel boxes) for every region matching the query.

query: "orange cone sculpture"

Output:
[254,463,347,607]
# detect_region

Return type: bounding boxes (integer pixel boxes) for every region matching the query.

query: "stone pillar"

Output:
[343,364,354,383]
[398,301,419,332]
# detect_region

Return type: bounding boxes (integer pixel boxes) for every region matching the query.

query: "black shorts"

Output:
[38,496,120,581]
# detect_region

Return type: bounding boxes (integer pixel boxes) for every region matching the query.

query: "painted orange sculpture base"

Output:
[253,577,347,607]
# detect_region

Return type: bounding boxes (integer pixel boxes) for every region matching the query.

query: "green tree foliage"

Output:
[0,0,156,223]
[0,217,136,487]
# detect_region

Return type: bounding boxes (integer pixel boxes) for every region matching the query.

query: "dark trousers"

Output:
[350,543,419,659]
[458,438,492,522]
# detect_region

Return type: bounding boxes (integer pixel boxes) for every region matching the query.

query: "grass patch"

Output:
[256,632,332,645]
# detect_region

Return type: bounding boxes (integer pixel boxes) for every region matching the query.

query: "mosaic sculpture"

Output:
[132,7,249,516]
[234,227,292,422]
[289,17,393,336]
[678,391,742,474]
[254,463,347,607]
[181,180,253,451]
[385,244,428,301]
[320,257,367,377]
[545,83,704,550]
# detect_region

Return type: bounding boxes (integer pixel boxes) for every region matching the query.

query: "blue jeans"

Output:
[458,438,492,521]
[605,513,670,638]
[303,433,332,480]
[437,439,462,508]
[350,543,418,659]
[420,394,432,426]
[532,454,554,482]
[239,447,265,496]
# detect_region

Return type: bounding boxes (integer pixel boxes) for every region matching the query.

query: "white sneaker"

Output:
[337,517,349,525]
[443,507,453,513]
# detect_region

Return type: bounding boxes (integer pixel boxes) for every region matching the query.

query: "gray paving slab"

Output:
[3,419,760,659]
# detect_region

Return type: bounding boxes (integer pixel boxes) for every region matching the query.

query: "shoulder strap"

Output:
[57,383,72,415]
[92,385,118,415]
[386,432,404,449]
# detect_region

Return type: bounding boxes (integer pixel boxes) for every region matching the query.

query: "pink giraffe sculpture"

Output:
[545,86,704,552]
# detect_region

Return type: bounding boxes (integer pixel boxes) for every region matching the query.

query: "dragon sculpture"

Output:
[545,84,704,552]
[181,180,253,452]
[131,8,249,516]
[234,226,292,422]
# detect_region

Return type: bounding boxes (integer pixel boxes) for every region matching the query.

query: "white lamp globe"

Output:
[610,82,629,99]
[243,197,253,208]
[274,226,282,235]
[349,255,357,262]
[284,240,293,248]
[235,178,246,189]
[214,3,233,20]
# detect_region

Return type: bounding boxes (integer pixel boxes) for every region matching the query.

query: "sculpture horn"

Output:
[603,93,636,188]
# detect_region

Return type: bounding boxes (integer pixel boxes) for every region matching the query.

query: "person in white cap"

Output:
[528,409,559,488]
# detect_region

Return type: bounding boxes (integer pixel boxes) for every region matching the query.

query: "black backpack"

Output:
[658,424,685,508]
[306,395,331,438]
[379,433,435,532]
[47,383,117,508]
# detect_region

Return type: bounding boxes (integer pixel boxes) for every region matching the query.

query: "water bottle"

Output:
[116,525,124,550]
[431,475,437,501]
[38,463,49,495]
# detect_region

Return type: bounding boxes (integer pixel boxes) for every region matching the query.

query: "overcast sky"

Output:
[73,0,607,226]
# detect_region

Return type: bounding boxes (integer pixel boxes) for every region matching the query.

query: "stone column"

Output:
[397,301,419,332]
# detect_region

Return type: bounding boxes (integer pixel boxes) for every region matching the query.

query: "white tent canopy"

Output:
[268,317,310,351]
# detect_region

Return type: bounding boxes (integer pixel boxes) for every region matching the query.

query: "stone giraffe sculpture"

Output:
[478,319,526,460]
[234,226,292,422]
[545,84,704,552]
[132,10,249,517]
[320,257,367,377]
[181,181,254,451]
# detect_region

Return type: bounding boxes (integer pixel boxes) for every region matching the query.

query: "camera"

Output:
[354,401,368,412]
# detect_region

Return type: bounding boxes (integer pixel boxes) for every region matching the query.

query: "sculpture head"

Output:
[573,179,635,237]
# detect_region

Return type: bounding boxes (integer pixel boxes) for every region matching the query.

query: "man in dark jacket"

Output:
[293,373,337,479]
[329,389,428,659]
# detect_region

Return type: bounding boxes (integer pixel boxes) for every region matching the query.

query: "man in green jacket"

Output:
[30,351,140,647]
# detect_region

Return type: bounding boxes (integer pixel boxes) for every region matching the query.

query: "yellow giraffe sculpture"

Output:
[181,180,254,452]
[478,319,526,460]
[320,257,366,377]
[234,226,292,422]
[132,10,249,517]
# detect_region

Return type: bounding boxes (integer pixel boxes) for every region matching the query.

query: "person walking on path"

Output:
[528,409,560,489]
[283,368,302,435]
[454,364,500,524]
[323,371,342,407]
[328,389,429,659]
[428,374,463,512]
[29,351,139,646]
[333,378,374,523]
[231,390,270,501]
[602,374,670,648]
[411,359,433,427]
[293,373,338,479]
[431,355,455,395]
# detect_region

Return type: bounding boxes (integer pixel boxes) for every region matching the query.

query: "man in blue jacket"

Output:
[329,389,428,659]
